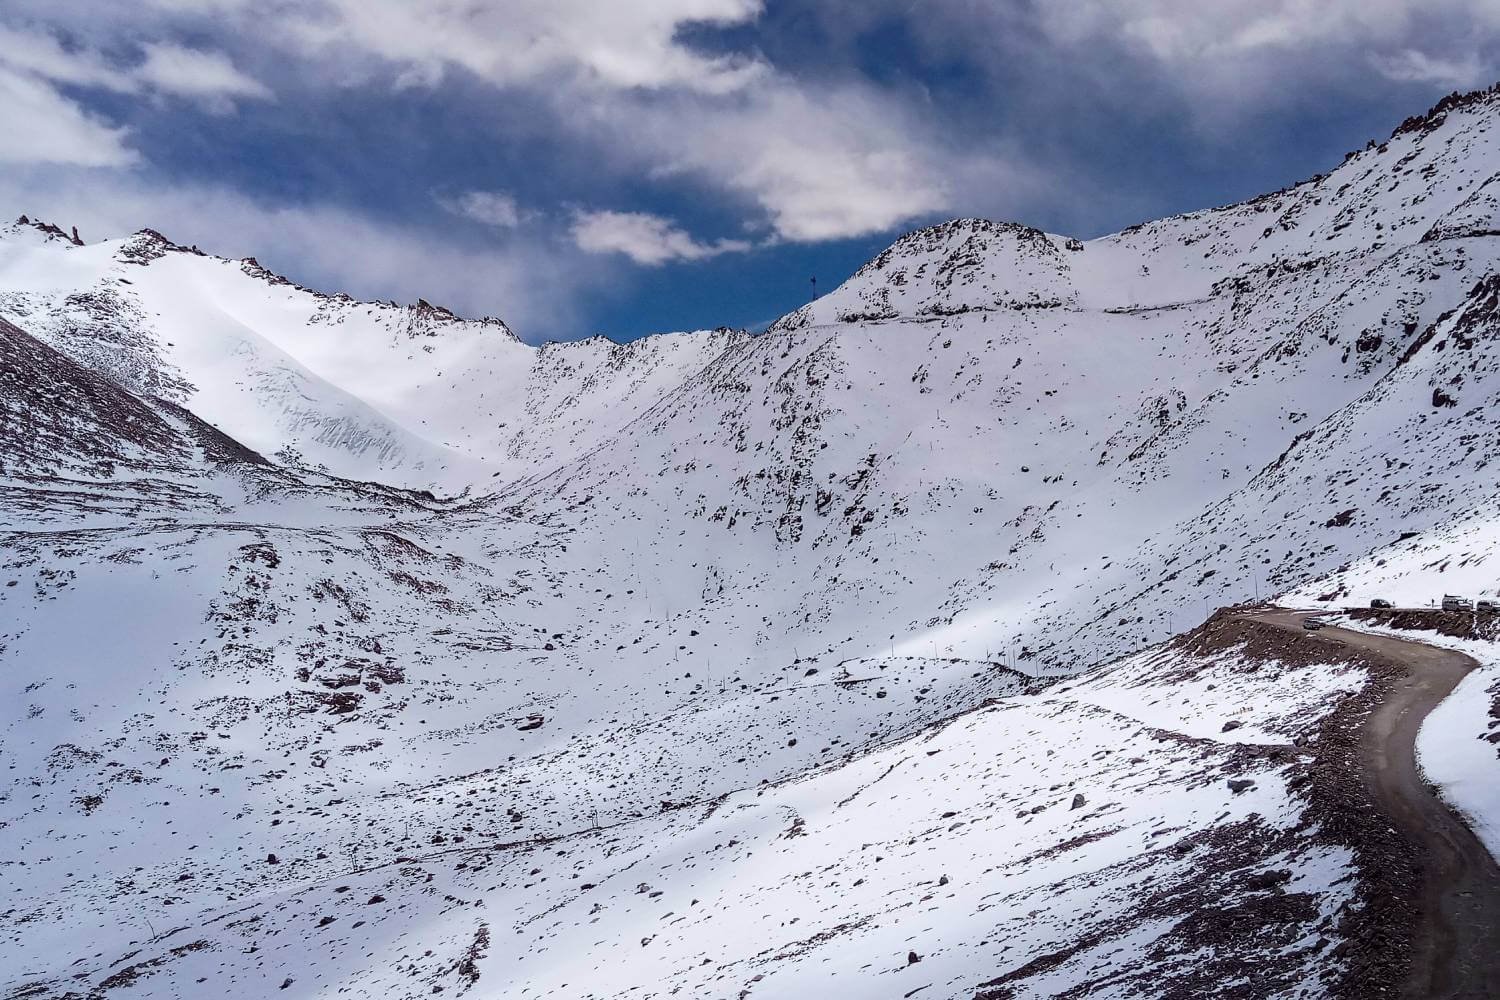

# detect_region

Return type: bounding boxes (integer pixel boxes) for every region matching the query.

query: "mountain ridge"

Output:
[14,85,1498,356]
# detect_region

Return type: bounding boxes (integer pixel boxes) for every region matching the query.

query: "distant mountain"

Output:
[0,218,747,491]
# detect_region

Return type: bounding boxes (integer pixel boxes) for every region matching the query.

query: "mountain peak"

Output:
[1390,80,1500,140]
[9,215,84,247]
[118,227,205,264]
[855,216,1079,281]
[778,216,1078,330]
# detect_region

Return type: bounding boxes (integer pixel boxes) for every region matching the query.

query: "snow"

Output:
[3,85,1500,998]
[1421,664,1500,862]
[0,567,1369,996]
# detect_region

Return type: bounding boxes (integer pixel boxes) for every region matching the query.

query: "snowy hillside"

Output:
[0,219,743,492]
[4,85,1500,999]
[510,84,1500,685]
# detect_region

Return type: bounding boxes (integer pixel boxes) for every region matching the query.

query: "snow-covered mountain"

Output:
[4,85,1500,999]
[0,219,746,492]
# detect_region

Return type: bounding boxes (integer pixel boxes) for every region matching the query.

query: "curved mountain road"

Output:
[1246,609,1500,999]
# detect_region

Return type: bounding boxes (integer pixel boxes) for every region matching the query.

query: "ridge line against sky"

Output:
[0,0,1496,343]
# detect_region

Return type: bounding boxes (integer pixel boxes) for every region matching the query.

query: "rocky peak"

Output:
[117,228,205,265]
[11,215,84,246]
[1390,81,1500,141]
[778,216,1078,330]
[857,218,1069,277]
[402,298,519,342]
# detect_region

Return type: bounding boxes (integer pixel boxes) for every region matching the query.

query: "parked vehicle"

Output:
[1442,595,1474,612]
[1370,598,1394,609]
[1303,617,1328,631]
[1479,600,1496,614]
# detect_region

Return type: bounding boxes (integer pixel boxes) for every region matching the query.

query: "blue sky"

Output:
[1,1,1497,343]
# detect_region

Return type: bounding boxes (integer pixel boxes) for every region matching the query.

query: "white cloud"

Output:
[0,22,271,162]
[1372,48,1492,88]
[568,80,971,244]
[0,24,137,92]
[287,0,769,95]
[0,23,271,105]
[571,209,751,265]
[0,67,138,167]
[682,86,953,242]
[276,1,966,242]
[136,42,273,106]
[439,190,523,228]
[1027,0,1500,98]
[0,2,1004,245]
[1038,0,1417,61]
[145,0,254,11]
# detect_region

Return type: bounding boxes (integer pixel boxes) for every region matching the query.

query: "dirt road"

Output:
[1247,609,1500,1000]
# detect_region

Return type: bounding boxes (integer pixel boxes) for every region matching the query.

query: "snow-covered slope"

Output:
[506,84,1500,683]
[0,220,743,492]
[0,315,252,480]
[0,600,1398,998]
[4,84,1500,1000]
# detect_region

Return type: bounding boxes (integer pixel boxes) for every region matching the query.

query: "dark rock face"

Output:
[0,316,189,479]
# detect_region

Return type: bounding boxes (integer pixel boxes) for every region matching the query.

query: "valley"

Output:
[4,85,1500,999]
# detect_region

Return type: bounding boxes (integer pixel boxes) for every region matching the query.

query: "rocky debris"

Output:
[451,923,490,988]
[1324,509,1357,528]
[364,663,407,685]
[305,691,362,715]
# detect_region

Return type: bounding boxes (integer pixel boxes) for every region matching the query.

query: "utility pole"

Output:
[810,276,817,302]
